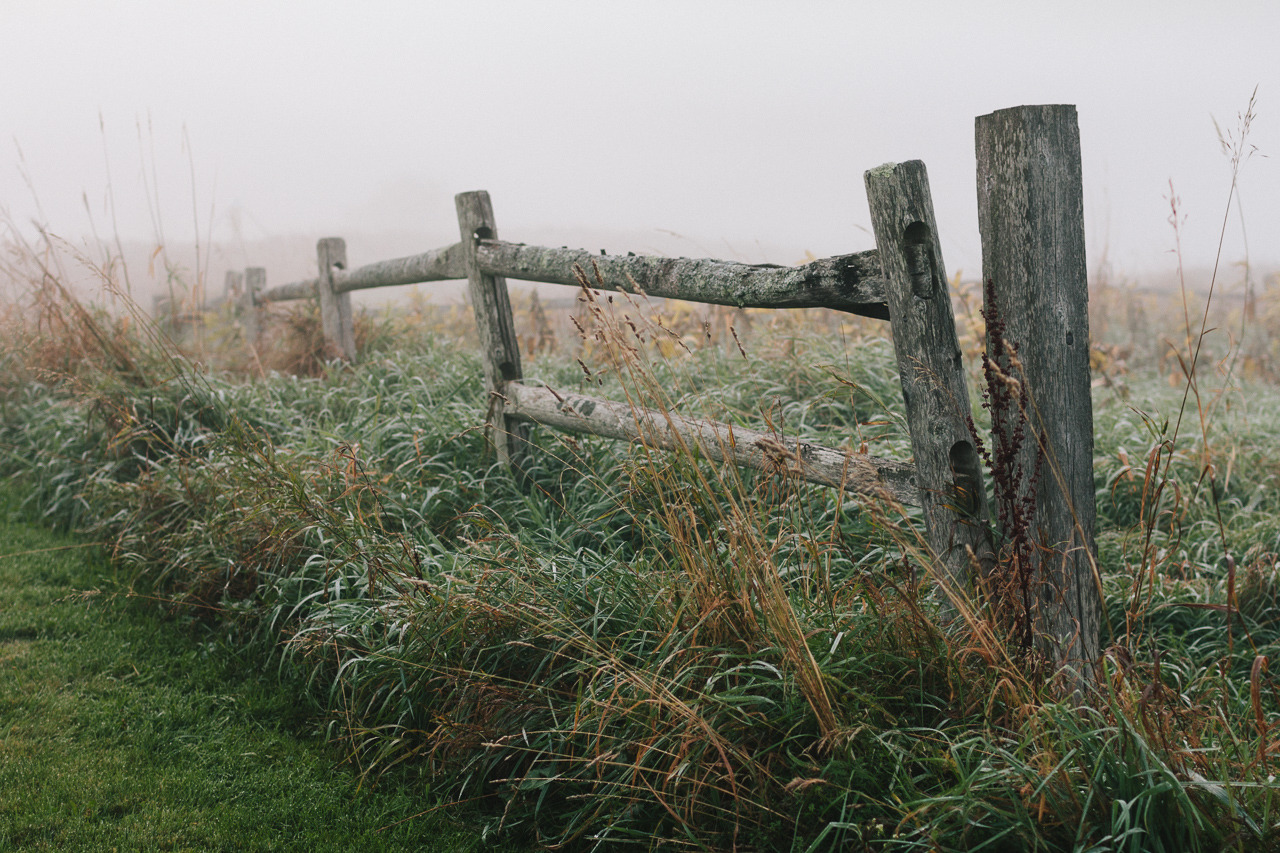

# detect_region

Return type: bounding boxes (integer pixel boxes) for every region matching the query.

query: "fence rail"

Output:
[261,242,465,302]
[258,241,889,318]
[220,103,1099,680]
[502,380,918,504]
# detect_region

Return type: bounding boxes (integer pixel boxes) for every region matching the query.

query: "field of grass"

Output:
[0,486,519,852]
[2,157,1280,849]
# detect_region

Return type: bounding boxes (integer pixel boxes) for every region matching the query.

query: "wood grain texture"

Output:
[865,160,995,608]
[976,104,1100,673]
[315,238,356,361]
[456,191,530,472]
[332,243,465,293]
[476,241,889,318]
[505,381,917,504]
[250,240,885,319]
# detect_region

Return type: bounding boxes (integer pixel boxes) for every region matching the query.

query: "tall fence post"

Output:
[242,267,264,351]
[976,104,1100,675]
[866,161,995,612]
[455,191,530,473]
[316,237,356,361]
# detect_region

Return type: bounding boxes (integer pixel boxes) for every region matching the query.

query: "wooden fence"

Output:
[224,104,1099,676]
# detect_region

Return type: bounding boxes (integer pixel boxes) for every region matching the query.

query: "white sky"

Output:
[2,0,1276,289]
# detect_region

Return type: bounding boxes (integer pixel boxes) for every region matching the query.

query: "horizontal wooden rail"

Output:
[504,381,917,504]
[336,243,466,293]
[476,242,889,319]
[259,243,466,303]
[254,240,889,319]
[260,279,316,303]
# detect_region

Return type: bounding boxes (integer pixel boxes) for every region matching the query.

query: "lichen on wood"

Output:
[476,241,889,319]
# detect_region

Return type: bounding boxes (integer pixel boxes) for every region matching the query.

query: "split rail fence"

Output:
[221,104,1100,675]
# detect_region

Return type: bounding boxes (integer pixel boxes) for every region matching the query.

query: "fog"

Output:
[3,0,1276,307]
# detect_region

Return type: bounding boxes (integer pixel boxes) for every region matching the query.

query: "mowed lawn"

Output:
[0,489,509,852]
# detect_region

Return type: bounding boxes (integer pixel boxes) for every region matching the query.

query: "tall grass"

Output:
[3,116,1280,848]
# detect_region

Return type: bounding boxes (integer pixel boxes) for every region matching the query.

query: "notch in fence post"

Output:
[865,160,995,615]
[242,267,264,352]
[316,237,356,361]
[455,190,530,475]
[976,104,1100,677]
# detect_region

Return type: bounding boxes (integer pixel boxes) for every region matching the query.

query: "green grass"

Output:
[0,486,514,853]
[3,247,1280,848]
[3,312,1279,848]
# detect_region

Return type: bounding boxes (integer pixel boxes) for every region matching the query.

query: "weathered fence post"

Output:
[865,160,995,612]
[975,105,1100,675]
[242,267,264,350]
[316,237,356,361]
[455,191,530,473]
[223,270,244,309]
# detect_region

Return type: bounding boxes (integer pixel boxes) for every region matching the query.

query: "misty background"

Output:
[2,0,1276,312]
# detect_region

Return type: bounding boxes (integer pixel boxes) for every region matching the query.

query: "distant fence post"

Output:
[865,160,995,612]
[316,237,356,361]
[975,104,1100,675]
[223,270,244,310]
[455,190,530,474]
[242,267,265,350]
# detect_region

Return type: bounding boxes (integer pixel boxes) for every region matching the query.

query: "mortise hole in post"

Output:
[1066,331,1075,346]
[901,221,937,300]
[499,361,519,382]
[474,226,494,242]
[948,439,984,518]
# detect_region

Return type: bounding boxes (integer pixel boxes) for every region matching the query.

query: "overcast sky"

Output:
[2,0,1276,291]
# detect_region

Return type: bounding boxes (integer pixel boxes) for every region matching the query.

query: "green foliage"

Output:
[0,487,509,852]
